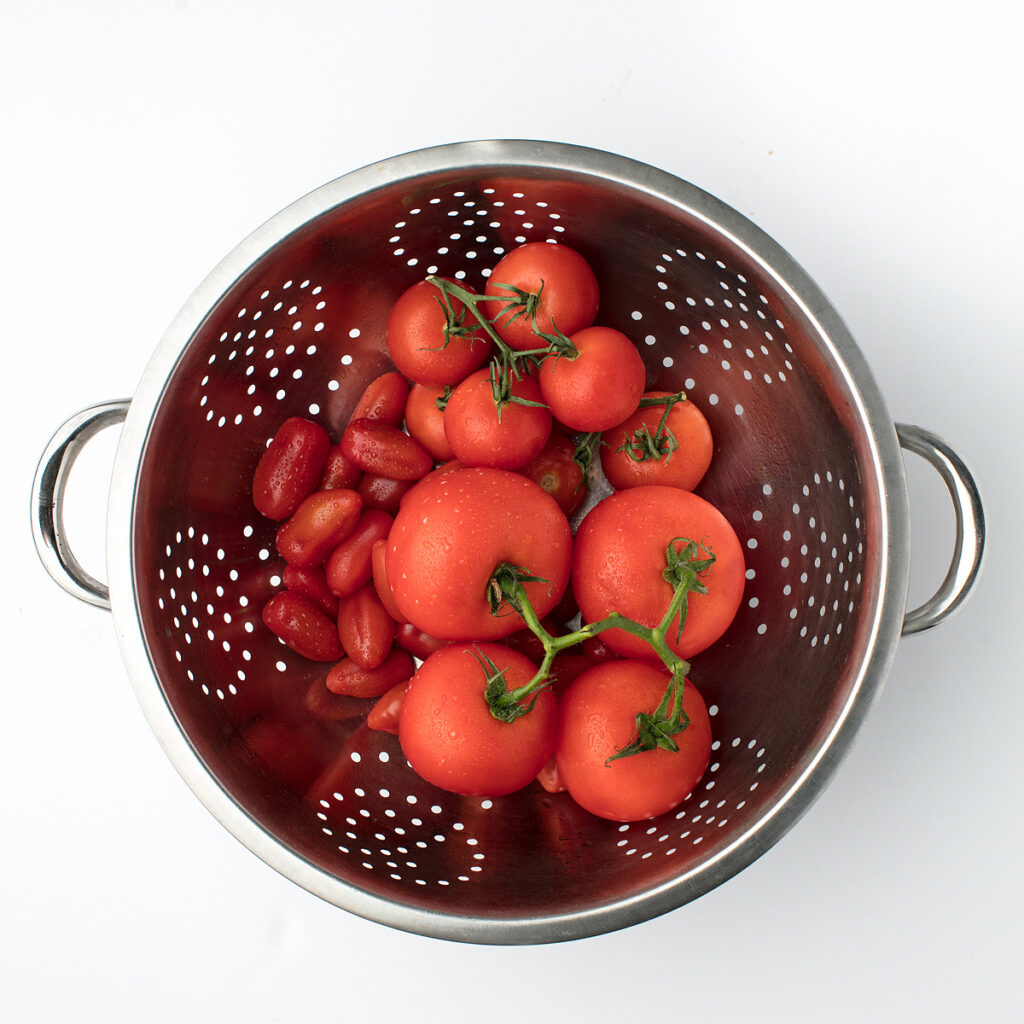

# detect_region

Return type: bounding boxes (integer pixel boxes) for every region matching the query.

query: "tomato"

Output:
[325,509,393,597]
[535,755,566,794]
[398,643,557,797]
[404,382,455,462]
[261,591,343,662]
[370,539,406,623]
[340,418,433,481]
[572,485,745,660]
[394,621,448,660]
[366,680,408,734]
[601,391,713,492]
[555,661,712,821]
[386,466,572,641]
[349,371,410,426]
[443,366,552,470]
[252,416,331,520]
[483,243,600,351]
[520,430,587,517]
[325,647,415,699]
[386,277,491,385]
[305,672,371,722]
[357,473,415,514]
[318,443,362,491]
[538,326,646,432]
[337,582,396,670]
[282,563,340,617]
[275,488,362,568]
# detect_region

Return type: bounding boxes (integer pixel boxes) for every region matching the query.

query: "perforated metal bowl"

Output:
[32,141,984,944]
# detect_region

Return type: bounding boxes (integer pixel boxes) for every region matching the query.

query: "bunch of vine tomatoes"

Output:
[251,242,746,822]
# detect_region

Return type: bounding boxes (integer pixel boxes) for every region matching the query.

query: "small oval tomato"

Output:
[337,583,396,670]
[318,443,362,491]
[443,366,552,470]
[371,539,406,623]
[394,621,448,660]
[555,661,712,821]
[404,382,455,462]
[282,563,340,617]
[601,391,713,492]
[252,416,331,520]
[325,509,394,597]
[386,277,491,385]
[275,489,363,568]
[483,243,600,351]
[261,591,343,662]
[349,371,410,426]
[340,418,433,480]
[573,485,745,661]
[325,647,415,699]
[520,430,587,517]
[386,466,572,642]
[399,643,557,797]
[366,679,408,735]
[357,473,415,514]
[305,672,370,722]
[538,326,646,432]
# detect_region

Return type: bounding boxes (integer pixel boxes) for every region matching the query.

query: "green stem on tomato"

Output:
[616,390,687,464]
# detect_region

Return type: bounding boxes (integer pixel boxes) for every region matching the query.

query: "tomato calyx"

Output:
[606,668,691,763]
[615,391,687,464]
[572,431,603,477]
[472,645,549,724]
[662,537,716,642]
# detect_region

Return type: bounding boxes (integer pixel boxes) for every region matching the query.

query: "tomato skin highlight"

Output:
[539,326,646,433]
[340,418,434,480]
[253,416,331,520]
[398,643,557,797]
[601,391,713,492]
[386,466,572,642]
[261,591,344,662]
[555,661,712,821]
[573,485,745,660]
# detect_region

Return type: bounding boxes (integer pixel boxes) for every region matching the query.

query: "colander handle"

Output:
[896,423,985,636]
[31,399,131,611]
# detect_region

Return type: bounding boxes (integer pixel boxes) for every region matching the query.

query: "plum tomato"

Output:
[366,679,408,734]
[252,416,331,521]
[572,485,745,661]
[538,326,646,433]
[325,509,394,597]
[340,418,433,481]
[404,382,455,462]
[398,643,557,797]
[274,488,362,568]
[520,430,587,517]
[601,391,713,492]
[325,647,415,699]
[336,582,396,670]
[261,591,343,662]
[348,371,410,426]
[443,366,552,470]
[385,466,572,642]
[555,660,712,821]
[386,277,491,385]
[483,242,600,351]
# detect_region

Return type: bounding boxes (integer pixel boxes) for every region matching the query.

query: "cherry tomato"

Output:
[366,680,408,734]
[261,591,343,662]
[443,366,552,470]
[483,242,600,351]
[325,647,415,699]
[274,488,362,568]
[386,277,491,385]
[252,416,331,520]
[386,467,572,641]
[404,382,455,461]
[337,583,396,670]
[325,509,393,597]
[573,485,745,660]
[282,563,339,617]
[340,418,433,480]
[398,643,557,797]
[601,391,713,492]
[349,371,410,426]
[555,661,712,821]
[538,326,646,432]
[520,430,587,517]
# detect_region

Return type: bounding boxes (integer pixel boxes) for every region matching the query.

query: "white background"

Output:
[3,2,1021,1020]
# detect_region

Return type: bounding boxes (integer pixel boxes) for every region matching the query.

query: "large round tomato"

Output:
[386,277,491,385]
[601,391,713,492]
[399,642,557,797]
[483,242,600,351]
[555,660,712,821]
[572,485,745,660]
[385,466,572,641]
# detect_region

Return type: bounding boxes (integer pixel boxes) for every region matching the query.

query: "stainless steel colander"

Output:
[31,140,984,944]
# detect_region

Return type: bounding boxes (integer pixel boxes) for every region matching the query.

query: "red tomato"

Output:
[366,680,408,734]
[261,591,343,662]
[340,418,433,480]
[483,243,600,351]
[337,583,396,670]
[573,485,745,660]
[520,430,587,517]
[443,367,552,470]
[325,647,415,699]
[325,509,393,597]
[252,416,331,520]
[275,489,362,568]
[282,563,340,617]
[601,391,713,492]
[404,382,455,462]
[399,643,557,797]
[370,539,406,623]
[535,755,567,794]
[386,277,491,385]
[349,371,410,426]
[386,467,572,641]
[305,672,370,722]
[538,326,646,432]
[394,621,448,660]
[357,473,415,514]
[318,443,362,491]
[555,661,712,821]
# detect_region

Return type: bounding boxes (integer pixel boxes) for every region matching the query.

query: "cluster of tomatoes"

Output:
[252,242,746,822]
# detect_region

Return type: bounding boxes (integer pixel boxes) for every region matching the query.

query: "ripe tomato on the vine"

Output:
[385,466,572,641]
[572,485,745,660]
[520,430,587,517]
[555,660,712,821]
